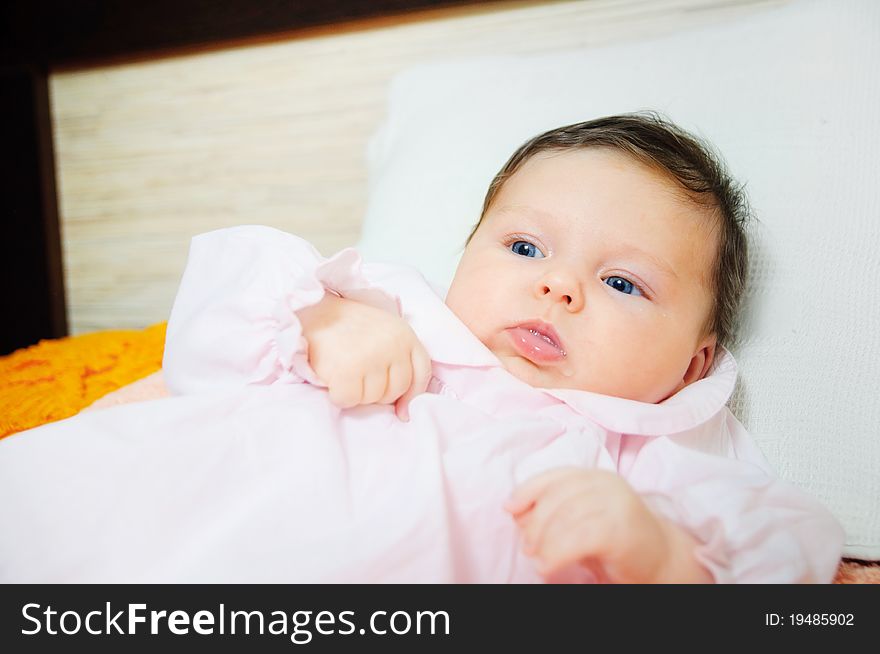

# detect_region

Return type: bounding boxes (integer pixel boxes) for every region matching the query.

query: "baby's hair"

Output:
[466,111,751,349]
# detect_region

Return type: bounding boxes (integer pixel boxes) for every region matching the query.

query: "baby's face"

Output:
[445,148,718,403]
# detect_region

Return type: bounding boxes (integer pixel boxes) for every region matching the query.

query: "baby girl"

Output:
[0,113,844,583]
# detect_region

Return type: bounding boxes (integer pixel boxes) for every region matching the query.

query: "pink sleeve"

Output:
[162,225,400,395]
[623,410,845,583]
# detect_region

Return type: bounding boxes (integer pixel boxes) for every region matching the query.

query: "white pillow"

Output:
[358,0,880,559]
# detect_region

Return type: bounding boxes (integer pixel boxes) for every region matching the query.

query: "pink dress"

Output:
[0,226,844,583]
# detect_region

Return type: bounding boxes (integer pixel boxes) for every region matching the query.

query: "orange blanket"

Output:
[0,323,165,439]
[0,322,875,583]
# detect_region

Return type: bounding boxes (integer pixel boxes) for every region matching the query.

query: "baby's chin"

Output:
[496,352,579,391]
[484,335,647,396]
[496,351,664,402]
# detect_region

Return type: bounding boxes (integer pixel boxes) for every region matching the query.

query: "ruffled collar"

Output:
[538,349,737,436]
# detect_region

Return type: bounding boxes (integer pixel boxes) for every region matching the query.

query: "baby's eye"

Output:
[509,240,545,259]
[604,276,643,297]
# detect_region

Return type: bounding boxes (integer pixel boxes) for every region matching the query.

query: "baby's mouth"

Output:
[504,321,567,365]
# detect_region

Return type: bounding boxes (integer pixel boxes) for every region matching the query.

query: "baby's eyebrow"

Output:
[495,204,553,224]
[613,244,679,281]
[493,204,566,234]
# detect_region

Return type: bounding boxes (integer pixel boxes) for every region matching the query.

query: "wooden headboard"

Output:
[3,0,784,350]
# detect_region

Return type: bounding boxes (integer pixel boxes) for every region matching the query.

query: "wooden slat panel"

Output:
[51,0,785,333]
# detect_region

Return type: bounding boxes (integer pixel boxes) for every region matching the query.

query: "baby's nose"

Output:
[535,274,584,311]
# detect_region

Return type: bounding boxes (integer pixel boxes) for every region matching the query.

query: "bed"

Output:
[3,0,878,582]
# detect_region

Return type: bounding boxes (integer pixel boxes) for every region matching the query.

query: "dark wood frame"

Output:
[0,0,500,355]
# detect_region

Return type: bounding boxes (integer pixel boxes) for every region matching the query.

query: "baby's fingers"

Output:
[532,502,603,577]
[328,374,364,409]
[394,344,432,422]
[379,359,413,405]
[361,366,391,405]
[520,483,597,556]
[505,467,581,517]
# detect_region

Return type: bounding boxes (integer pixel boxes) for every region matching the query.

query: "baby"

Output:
[294,113,738,582]
[0,113,844,583]
[289,113,840,582]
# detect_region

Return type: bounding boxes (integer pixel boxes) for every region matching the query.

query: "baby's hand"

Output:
[297,292,432,421]
[505,467,711,583]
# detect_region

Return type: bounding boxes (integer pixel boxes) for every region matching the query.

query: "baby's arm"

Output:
[162,225,425,409]
[297,292,432,420]
[506,467,713,583]
[507,409,845,583]
[621,411,846,583]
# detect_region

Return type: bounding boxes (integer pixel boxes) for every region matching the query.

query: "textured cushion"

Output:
[0,323,166,439]
[358,0,880,558]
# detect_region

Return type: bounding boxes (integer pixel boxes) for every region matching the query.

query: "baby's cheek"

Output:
[444,290,473,325]
[578,347,665,401]
[460,290,500,330]
[615,357,684,403]
[453,302,488,338]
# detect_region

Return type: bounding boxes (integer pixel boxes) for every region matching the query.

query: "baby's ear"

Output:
[682,334,718,387]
